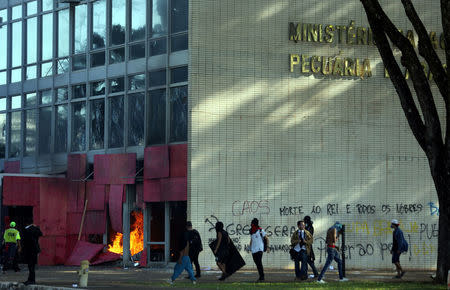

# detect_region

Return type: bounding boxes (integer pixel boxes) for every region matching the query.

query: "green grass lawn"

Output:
[157,281,445,289]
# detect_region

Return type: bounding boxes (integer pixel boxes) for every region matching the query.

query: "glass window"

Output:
[72,101,86,152]
[73,84,86,99]
[11,69,22,83]
[12,21,22,67]
[58,9,70,57]
[130,43,145,60]
[41,61,53,77]
[39,107,52,154]
[57,58,69,74]
[11,95,22,109]
[73,55,86,71]
[0,72,5,85]
[91,80,105,96]
[109,48,125,64]
[12,5,22,20]
[109,77,125,93]
[0,113,5,158]
[40,90,52,105]
[91,51,105,67]
[149,70,166,87]
[128,92,145,146]
[42,13,53,60]
[169,86,187,142]
[109,96,124,148]
[25,92,37,107]
[9,111,21,158]
[148,89,166,145]
[171,34,188,52]
[27,1,37,16]
[24,109,37,157]
[129,74,145,91]
[151,0,167,37]
[92,0,106,49]
[131,0,146,41]
[27,17,37,64]
[90,99,104,149]
[0,98,6,111]
[42,0,53,12]
[55,104,68,153]
[171,0,188,33]
[58,2,69,8]
[170,66,187,83]
[26,65,37,80]
[0,9,7,23]
[111,0,126,45]
[56,87,68,102]
[149,38,166,56]
[0,26,7,70]
[74,4,87,53]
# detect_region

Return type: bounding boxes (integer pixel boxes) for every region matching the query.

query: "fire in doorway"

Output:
[108,211,144,256]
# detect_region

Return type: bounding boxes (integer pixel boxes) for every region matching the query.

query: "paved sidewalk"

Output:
[0,265,436,289]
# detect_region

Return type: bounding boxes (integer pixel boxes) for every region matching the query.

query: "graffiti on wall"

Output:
[203,200,439,265]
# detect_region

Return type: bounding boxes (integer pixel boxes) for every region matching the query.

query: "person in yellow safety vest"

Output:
[2,221,21,273]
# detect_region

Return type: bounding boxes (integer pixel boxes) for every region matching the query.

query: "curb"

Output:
[0,282,85,290]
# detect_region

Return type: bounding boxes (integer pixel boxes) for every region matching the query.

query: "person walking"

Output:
[168,225,197,285]
[317,221,349,283]
[303,216,319,277]
[391,219,408,278]
[2,221,21,273]
[21,218,43,285]
[212,221,231,280]
[249,218,269,282]
[290,220,312,280]
[186,221,202,278]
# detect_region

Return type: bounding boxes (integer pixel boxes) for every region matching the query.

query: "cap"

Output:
[186,221,192,227]
[391,219,399,225]
[334,221,343,230]
[9,221,16,228]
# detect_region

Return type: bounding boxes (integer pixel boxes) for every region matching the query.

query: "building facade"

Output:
[0,0,189,266]
[0,0,444,270]
[189,0,443,270]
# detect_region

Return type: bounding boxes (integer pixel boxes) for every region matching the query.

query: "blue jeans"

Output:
[294,249,308,278]
[171,256,196,282]
[318,247,343,281]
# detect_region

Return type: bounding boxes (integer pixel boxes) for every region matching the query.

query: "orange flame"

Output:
[108,211,144,256]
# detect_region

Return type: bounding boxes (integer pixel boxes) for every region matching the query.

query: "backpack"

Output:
[259,230,268,252]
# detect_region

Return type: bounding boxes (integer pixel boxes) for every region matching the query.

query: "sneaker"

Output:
[400,271,406,278]
[317,279,326,283]
[339,278,349,282]
[167,279,174,285]
[192,280,196,285]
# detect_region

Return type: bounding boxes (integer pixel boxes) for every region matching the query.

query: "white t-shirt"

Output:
[294,230,307,252]
[251,229,266,253]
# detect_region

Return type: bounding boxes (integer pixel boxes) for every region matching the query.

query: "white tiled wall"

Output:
[189,0,443,270]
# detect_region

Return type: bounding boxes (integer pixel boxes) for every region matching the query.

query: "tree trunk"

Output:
[430,163,450,283]
[436,191,450,283]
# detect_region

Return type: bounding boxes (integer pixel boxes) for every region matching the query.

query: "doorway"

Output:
[144,201,187,264]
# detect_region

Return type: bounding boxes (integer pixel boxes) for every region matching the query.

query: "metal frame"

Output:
[144,201,171,265]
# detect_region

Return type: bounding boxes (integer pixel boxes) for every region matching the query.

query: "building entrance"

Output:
[144,201,187,264]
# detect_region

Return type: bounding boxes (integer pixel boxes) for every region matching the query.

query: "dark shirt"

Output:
[22,225,43,258]
[305,224,314,236]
